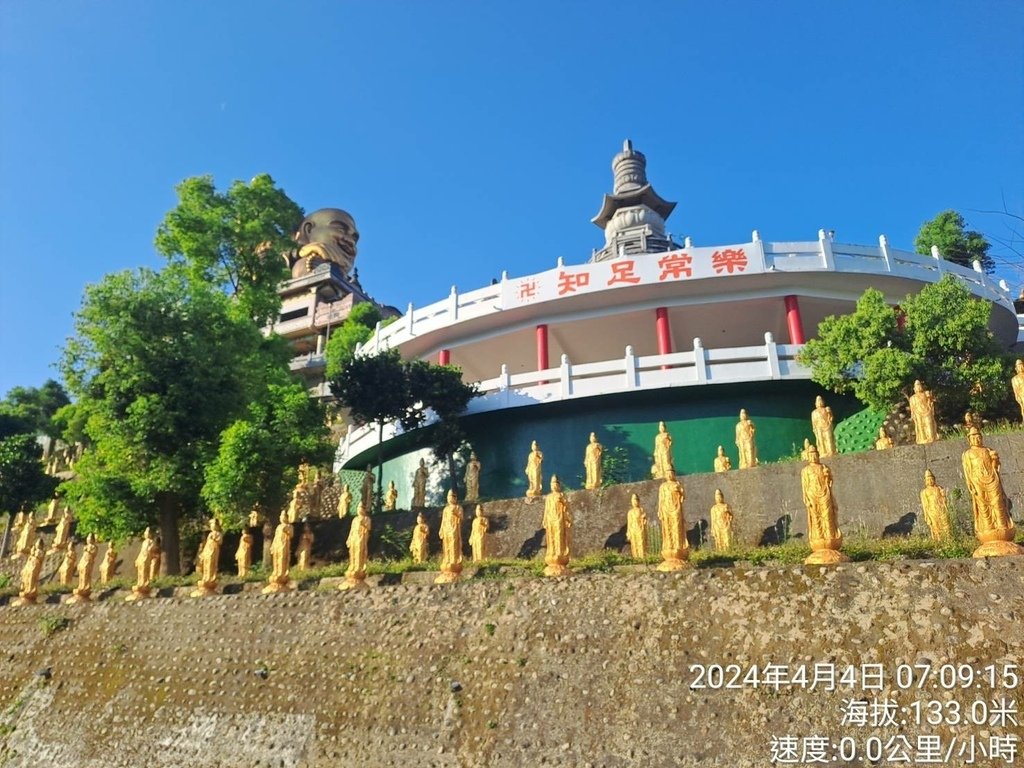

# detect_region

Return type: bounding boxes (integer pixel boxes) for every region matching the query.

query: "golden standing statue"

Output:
[710,489,734,551]
[248,508,261,529]
[58,540,77,587]
[800,445,848,564]
[410,513,430,563]
[99,541,117,585]
[1012,359,1024,423]
[525,441,544,498]
[919,470,952,542]
[147,534,163,583]
[340,502,372,591]
[14,540,46,606]
[800,438,814,460]
[810,396,837,457]
[735,409,758,468]
[464,452,481,502]
[908,380,938,444]
[625,493,647,559]
[961,427,1024,557]
[14,512,36,558]
[43,497,59,525]
[295,521,314,571]
[51,507,74,552]
[383,480,398,511]
[874,427,893,450]
[657,470,689,571]
[191,518,224,597]
[413,459,429,508]
[583,432,604,490]
[435,489,464,584]
[263,512,295,594]
[69,533,98,603]
[127,527,156,601]
[469,505,490,562]
[542,476,572,576]
[337,483,353,517]
[713,445,731,473]
[235,528,253,578]
[652,421,674,480]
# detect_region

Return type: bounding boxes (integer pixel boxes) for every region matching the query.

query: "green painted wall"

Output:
[343,381,859,503]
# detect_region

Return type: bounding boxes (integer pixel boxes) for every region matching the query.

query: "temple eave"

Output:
[591,186,677,228]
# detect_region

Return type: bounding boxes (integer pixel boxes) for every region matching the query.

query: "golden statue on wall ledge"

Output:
[51,507,74,552]
[14,512,36,558]
[191,518,223,597]
[13,540,46,606]
[340,502,372,591]
[713,445,731,473]
[413,459,429,508]
[626,493,647,559]
[874,428,893,451]
[811,396,837,457]
[961,427,1024,557]
[908,379,938,444]
[360,465,375,510]
[464,451,481,502]
[235,528,253,578]
[919,470,952,542]
[1012,359,1024,423]
[652,421,674,480]
[800,445,848,565]
[542,476,572,576]
[295,521,314,572]
[68,533,98,603]
[657,469,689,571]
[800,439,814,461]
[525,441,544,498]
[126,527,157,601]
[410,513,429,564]
[469,505,490,563]
[99,541,117,585]
[583,432,603,490]
[262,513,295,594]
[710,489,734,551]
[57,540,77,588]
[337,483,352,518]
[435,490,464,584]
[383,480,398,511]
[735,409,758,469]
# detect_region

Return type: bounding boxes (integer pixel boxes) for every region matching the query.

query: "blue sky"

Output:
[1,1,1021,396]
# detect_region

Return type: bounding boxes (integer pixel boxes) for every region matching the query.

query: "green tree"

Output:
[154,174,304,325]
[914,210,994,274]
[0,433,57,517]
[405,360,478,492]
[0,380,70,440]
[202,379,333,527]
[799,275,1010,425]
[324,302,384,380]
[60,266,269,571]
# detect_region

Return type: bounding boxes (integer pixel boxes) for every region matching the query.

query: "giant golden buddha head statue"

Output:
[290,207,359,278]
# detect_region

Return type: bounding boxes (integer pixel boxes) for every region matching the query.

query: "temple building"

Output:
[333,142,1019,499]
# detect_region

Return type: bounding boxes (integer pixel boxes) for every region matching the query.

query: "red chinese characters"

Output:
[557,270,591,296]
[517,280,539,301]
[658,252,693,281]
[607,260,641,286]
[711,248,748,274]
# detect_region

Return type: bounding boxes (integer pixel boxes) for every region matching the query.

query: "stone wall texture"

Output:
[1,556,1022,767]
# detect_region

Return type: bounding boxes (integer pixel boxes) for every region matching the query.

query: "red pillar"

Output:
[655,307,672,355]
[784,295,805,344]
[438,349,451,365]
[536,324,549,371]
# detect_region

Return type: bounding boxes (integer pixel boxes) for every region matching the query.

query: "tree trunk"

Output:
[156,492,181,575]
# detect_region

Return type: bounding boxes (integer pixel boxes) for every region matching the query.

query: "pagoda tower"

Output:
[590,140,678,262]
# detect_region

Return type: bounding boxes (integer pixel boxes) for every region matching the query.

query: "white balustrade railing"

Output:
[336,333,807,466]
[354,236,1012,358]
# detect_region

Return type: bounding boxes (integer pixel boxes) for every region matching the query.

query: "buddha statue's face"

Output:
[715,489,724,503]
[914,380,924,393]
[531,441,538,451]
[740,409,748,420]
[447,490,458,503]
[968,431,983,447]
[631,494,639,507]
[417,514,425,524]
[717,446,725,457]
[550,476,561,492]
[659,422,666,433]
[924,471,935,487]
[815,396,825,408]
[807,447,819,463]
[475,505,484,518]
[590,432,597,443]
[295,208,359,269]
[1017,359,1024,374]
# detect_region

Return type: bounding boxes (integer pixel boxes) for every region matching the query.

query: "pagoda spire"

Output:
[590,140,677,262]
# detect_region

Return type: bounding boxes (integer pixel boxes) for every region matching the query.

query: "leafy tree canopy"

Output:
[324,302,384,380]
[0,380,70,440]
[914,209,994,274]
[0,433,57,516]
[799,274,1010,423]
[154,173,304,325]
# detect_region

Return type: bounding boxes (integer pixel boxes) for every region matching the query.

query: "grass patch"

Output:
[38,614,70,637]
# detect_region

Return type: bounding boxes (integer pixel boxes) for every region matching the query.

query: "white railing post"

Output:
[818,229,835,270]
[878,235,892,272]
[752,229,761,242]
[560,354,572,398]
[693,338,708,382]
[684,236,693,249]
[448,286,459,321]
[764,332,781,379]
[931,245,943,275]
[972,260,983,274]
[405,303,415,335]
[373,321,382,353]
[498,363,510,390]
[999,279,1010,293]
[624,345,638,389]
